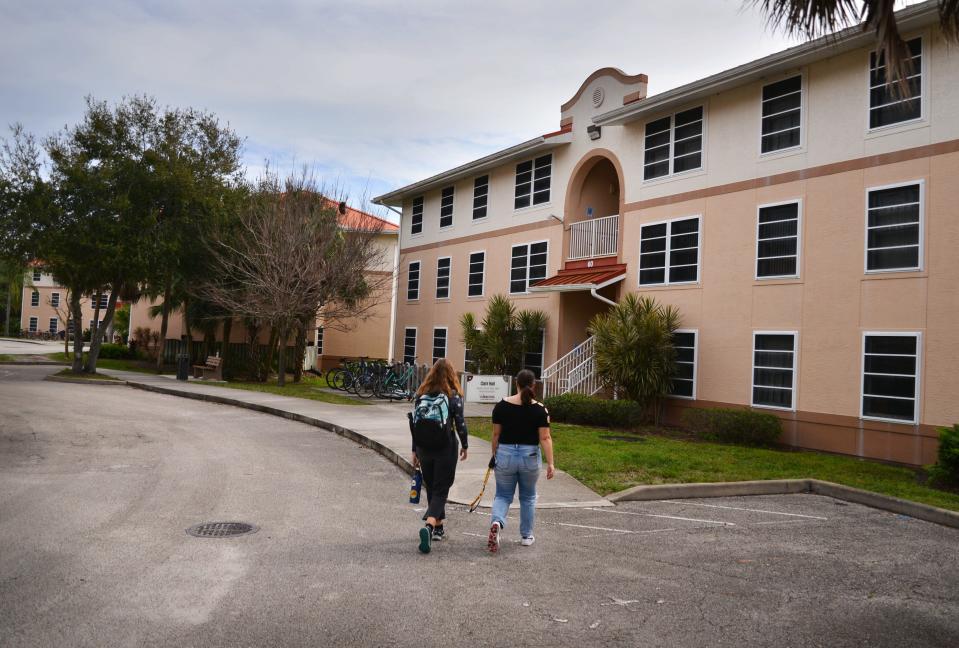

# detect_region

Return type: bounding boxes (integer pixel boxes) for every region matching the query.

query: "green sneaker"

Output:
[418,526,432,554]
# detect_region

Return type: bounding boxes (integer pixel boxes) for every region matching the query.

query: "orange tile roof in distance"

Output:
[531,264,626,288]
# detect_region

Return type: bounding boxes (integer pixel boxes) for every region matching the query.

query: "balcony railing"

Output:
[568,214,619,261]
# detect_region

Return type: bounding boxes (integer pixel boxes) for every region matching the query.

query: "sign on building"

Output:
[464,374,511,403]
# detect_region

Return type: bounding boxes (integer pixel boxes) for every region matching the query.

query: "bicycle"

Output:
[373,360,417,402]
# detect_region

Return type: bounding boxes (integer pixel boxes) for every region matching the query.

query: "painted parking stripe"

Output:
[542,521,680,535]
[587,507,735,526]
[658,500,828,521]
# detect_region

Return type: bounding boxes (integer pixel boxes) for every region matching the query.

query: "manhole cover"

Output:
[599,435,644,443]
[186,522,259,538]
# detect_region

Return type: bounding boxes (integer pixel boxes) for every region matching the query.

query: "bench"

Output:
[192,356,223,380]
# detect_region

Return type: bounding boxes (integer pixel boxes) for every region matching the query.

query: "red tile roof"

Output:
[327,198,399,233]
[530,264,626,289]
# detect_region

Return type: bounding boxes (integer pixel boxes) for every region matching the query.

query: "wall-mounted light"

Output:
[586,125,601,141]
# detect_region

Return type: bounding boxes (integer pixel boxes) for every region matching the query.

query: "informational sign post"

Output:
[464,374,511,403]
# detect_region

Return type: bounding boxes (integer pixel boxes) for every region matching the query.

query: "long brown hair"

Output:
[516,369,536,405]
[416,358,464,398]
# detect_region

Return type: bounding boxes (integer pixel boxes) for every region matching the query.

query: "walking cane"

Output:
[468,467,492,513]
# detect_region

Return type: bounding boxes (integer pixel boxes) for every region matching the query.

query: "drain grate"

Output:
[186,522,259,538]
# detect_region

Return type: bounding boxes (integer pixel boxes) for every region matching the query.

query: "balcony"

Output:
[568,214,619,261]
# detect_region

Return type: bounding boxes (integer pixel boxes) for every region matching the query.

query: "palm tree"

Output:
[589,294,680,419]
[750,0,958,96]
[460,294,549,375]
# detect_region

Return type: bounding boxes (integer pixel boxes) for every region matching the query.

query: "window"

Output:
[436,257,451,299]
[639,217,700,285]
[671,330,697,398]
[862,333,920,423]
[407,261,420,300]
[440,186,454,228]
[866,182,922,272]
[869,37,922,129]
[403,328,417,365]
[643,106,703,180]
[316,327,324,355]
[510,241,548,294]
[32,269,41,282]
[523,329,545,379]
[49,318,58,334]
[28,316,38,333]
[30,291,39,307]
[464,339,477,374]
[98,294,109,309]
[432,327,447,364]
[752,332,797,410]
[473,175,489,220]
[761,76,802,153]
[757,202,801,279]
[411,196,424,235]
[51,292,60,308]
[514,154,551,209]
[468,251,485,297]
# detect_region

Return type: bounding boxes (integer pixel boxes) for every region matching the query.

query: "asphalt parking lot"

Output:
[2,365,958,647]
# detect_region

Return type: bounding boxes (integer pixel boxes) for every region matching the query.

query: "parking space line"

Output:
[542,521,677,535]
[587,507,735,526]
[658,500,828,521]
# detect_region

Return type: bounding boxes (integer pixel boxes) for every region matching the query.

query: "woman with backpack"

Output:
[486,369,554,553]
[410,358,468,554]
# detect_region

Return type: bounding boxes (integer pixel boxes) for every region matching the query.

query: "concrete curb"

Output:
[0,361,66,366]
[44,375,125,386]
[608,478,959,530]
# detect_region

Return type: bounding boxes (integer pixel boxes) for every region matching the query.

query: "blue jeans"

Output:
[491,444,541,538]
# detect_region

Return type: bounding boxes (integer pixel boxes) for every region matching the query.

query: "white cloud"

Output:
[0,0,802,219]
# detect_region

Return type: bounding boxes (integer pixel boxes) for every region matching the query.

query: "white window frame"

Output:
[642,104,706,183]
[51,292,60,308]
[860,331,922,425]
[432,326,448,364]
[315,326,324,355]
[509,239,550,295]
[755,199,802,280]
[406,260,421,301]
[513,154,552,212]
[410,196,424,237]
[750,331,798,412]
[403,327,417,365]
[472,175,489,221]
[669,329,698,400]
[463,326,481,374]
[638,215,701,287]
[49,318,58,334]
[864,179,924,274]
[435,256,452,300]
[440,185,455,229]
[467,250,486,298]
[32,269,41,282]
[523,328,547,379]
[758,72,805,158]
[30,290,40,307]
[99,293,109,309]
[866,34,926,134]
[28,316,38,333]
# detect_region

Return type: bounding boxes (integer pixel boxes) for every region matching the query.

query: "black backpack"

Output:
[408,392,452,451]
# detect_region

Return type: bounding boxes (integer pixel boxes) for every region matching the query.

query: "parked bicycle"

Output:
[373,360,417,401]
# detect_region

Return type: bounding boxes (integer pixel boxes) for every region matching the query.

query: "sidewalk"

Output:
[98,370,611,509]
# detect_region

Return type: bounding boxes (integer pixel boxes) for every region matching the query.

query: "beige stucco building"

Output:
[19,267,107,339]
[374,2,958,466]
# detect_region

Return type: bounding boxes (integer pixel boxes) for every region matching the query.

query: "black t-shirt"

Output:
[491,399,550,446]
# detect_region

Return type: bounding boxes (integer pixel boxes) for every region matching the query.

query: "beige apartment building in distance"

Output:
[20,266,107,339]
[374,2,958,466]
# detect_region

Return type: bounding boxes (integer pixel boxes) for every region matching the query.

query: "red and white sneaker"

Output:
[487,522,501,553]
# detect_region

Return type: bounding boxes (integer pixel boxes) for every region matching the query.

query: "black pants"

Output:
[417,440,458,522]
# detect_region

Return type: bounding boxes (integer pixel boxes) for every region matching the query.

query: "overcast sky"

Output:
[0,0,811,219]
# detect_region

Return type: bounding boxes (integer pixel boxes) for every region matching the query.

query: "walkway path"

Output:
[99,370,611,509]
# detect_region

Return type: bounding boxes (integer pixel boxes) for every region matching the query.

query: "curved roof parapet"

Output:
[560,68,649,113]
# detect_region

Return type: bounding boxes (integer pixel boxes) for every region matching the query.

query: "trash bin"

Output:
[176,353,190,381]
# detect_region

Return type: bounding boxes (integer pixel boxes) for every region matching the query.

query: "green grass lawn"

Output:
[219,374,367,406]
[45,352,171,374]
[53,368,119,381]
[0,354,13,362]
[467,418,959,512]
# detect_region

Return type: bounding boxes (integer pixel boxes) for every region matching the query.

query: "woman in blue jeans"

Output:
[487,369,555,552]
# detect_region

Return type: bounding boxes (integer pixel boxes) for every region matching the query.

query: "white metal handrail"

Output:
[568,214,619,261]
[542,336,602,398]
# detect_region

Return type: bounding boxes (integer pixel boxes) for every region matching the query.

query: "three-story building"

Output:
[374,1,958,465]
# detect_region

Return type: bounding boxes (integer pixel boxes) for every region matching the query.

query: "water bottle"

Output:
[409,469,423,504]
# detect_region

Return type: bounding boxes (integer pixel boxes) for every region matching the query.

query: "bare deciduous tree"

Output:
[196,169,391,386]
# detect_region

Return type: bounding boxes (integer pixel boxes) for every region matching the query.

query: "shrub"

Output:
[929,424,959,486]
[683,407,782,447]
[97,343,135,359]
[543,393,647,429]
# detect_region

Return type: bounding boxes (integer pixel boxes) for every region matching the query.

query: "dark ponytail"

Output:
[516,369,536,406]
